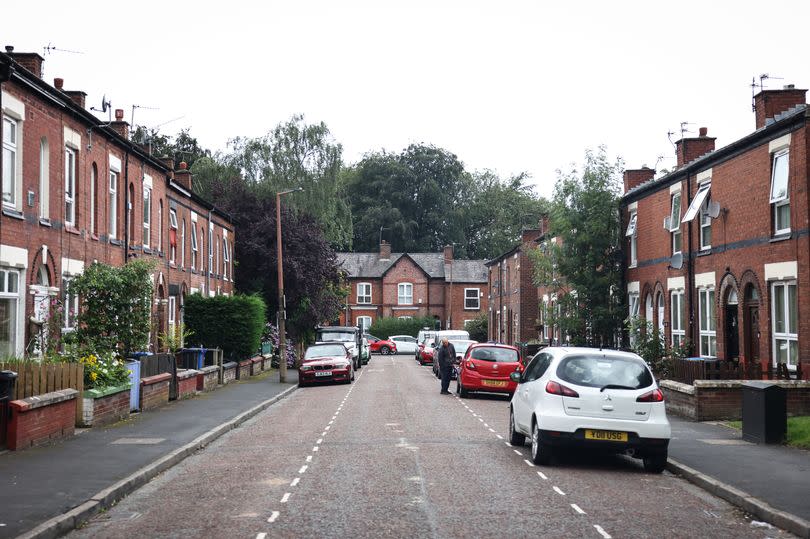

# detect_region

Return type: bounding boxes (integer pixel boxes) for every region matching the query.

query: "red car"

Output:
[366,335,398,355]
[299,343,354,386]
[456,343,522,397]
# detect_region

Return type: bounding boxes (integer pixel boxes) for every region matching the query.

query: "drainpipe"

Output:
[206,209,212,296]
[0,56,13,266]
[124,151,130,260]
[685,172,695,356]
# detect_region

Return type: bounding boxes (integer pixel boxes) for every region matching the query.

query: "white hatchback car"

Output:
[508,347,671,473]
[389,335,418,354]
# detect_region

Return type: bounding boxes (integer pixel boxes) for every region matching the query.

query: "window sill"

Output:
[628,263,637,269]
[191,269,198,275]
[696,249,712,257]
[770,233,791,243]
[91,234,99,241]
[130,245,142,251]
[65,225,80,235]
[110,238,123,246]
[143,247,153,255]
[169,263,177,269]
[2,208,24,220]
[39,218,52,227]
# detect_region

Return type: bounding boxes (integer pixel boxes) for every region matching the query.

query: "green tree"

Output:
[530,147,624,347]
[225,115,352,249]
[68,260,155,357]
[130,127,211,168]
[465,314,488,343]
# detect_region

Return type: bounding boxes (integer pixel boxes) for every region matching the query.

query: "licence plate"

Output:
[481,380,507,388]
[585,430,628,442]
[315,371,332,377]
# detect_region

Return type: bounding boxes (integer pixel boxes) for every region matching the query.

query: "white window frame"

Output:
[682,181,711,223]
[64,146,77,227]
[222,237,229,279]
[168,295,177,334]
[699,198,712,250]
[357,282,372,304]
[208,226,213,274]
[89,165,96,234]
[0,267,21,356]
[356,316,371,332]
[698,287,717,358]
[62,276,79,332]
[398,316,412,320]
[398,282,413,305]
[771,281,798,369]
[181,219,187,268]
[670,290,685,347]
[628,292,640,347]
[142,187,151,248]
[771,149,790,235]
[168,209,178,263]
[464,287,480,310]
[190,225,198,269]
[626,211,637,267]
[109,170,119,239]
[40,138,50,220]
[2,115,21,210]
[670,192,682,255]
[157,202,163,252]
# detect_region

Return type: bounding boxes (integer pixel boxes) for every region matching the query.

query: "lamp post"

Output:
[276,187,302,383]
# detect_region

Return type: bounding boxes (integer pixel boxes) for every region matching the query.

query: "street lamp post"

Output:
[276,187,302,383]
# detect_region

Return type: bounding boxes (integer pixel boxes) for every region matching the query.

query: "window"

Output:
[465,288,480,309]
[356,316,371,332]
[109,170,118,238]
[398,316,412,320]
[62,277,79,331]
[157,201,163,252]
[398,283,413,305]
[64,147,77,226]
[671,290,685,347]
[208,227,213,274]
[357,282,371,304]
[628,292,640,346]
[670,192,682,254]
[181,219,186,267]
[142,187,151,248]
[190,225,198,269]
[90,164,97,234]
[169,209,178,263]
[699,197,712,250]
[168,296,176,334]
[682,181,711,223]
[201,227,206,272]
[523,352,553,382]
[626,212,637,266]
[698,287,716,357]
[40,138,50,220]
[223,237,229,279]
[0,268,20,356]
[2,116,19,208]
[645,294,653,322]
[772,281,798,369]
[216,236,220,275]
[771,149,790,235]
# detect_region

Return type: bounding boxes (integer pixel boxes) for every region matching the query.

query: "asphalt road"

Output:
[70,354,792,538]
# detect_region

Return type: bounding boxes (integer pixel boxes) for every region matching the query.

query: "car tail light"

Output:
[636,389,665,402]
[466,360,476,370]
[545,380,579,398]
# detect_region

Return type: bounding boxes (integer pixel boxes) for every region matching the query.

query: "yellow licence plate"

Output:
[482,380,507,388]
[585,430,628,442]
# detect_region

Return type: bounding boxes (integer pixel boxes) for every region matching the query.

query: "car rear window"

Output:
[556,355,653,390]
[449,340,475,356]
[469,346,519,363]
[305,344,346,359]
[318,332,355,342]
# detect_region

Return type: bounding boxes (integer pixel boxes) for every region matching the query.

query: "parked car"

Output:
[456,343,521,396]
[366,335,398,355]
[415,329,438,364]
[360,337,371,365]
[316,326,362,370]
[434,339,477,378]
[389,335,418,354]
[507,347,671,473]
[298,343,354,386]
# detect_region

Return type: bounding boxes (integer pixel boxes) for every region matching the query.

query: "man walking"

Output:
[436,337,456,395]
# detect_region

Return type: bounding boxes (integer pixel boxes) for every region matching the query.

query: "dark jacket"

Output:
[437,342,457,369]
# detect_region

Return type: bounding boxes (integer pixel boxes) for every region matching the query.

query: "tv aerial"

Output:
[751,73,784,111]
[43,43,83,56]
[87,95,113,150]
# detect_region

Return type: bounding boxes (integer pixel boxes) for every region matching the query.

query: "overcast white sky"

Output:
[5,0,810,198]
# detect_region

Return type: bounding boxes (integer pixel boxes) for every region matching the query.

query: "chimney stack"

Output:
[379,240,391,260]
[65,90,86,109]
[443,245,454,264]
[174,161,192,191]
[54,77,63,90]
[110,108,129,140]
[161,157,176,178]
[753,86,808,129]
[623,167,656,193]
[5,49,44,79]
[675,127,715,167]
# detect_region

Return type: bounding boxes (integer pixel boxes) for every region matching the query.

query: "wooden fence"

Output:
[671,358,803,385]
[0,361,84,423]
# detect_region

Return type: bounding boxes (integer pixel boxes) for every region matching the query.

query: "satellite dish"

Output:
[707,201,721,219]
[101,95,110,113]
[670,252,683,270]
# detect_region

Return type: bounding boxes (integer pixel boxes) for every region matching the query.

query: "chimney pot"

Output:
[444,245,454,264]
[699,127,708,137]
[178,161,188,170]
[115,108,124,121]
[5,46,14,53]
[379,240,391,260]
[784,84,795,90]
[54,77,63,90]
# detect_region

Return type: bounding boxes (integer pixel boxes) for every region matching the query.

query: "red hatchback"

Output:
[366,335,398,355]
[299,343,354,386]
[456,343,522,397]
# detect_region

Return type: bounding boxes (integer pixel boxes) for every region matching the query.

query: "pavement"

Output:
[1,358,809,538]
[0,367,298,539]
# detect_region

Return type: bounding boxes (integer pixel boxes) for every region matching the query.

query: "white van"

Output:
[431,330,470,350]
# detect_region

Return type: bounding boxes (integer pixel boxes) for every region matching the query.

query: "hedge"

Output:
[184,294,266,361]
[367,316,435,339]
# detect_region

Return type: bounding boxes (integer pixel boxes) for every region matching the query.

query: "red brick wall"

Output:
[238,359,251,380]
[176,370,197,399]
[83,389,130,427]
[662,380,810,420]
[140,373,170,410]
[383,256,427,319]
[7,391,76,450]
[196,366,220,391]
[223,363,237,384]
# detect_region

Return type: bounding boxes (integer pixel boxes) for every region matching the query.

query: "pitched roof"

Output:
[336,252,488,283]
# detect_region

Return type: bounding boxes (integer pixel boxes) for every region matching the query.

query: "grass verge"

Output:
[724,417,810,449]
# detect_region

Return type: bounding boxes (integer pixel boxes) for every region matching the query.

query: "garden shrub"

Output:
[184,294,266,361]
[368,316,435,339]
[465,314,488,342]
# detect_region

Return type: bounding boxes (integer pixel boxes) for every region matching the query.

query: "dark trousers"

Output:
[440,362,452,392]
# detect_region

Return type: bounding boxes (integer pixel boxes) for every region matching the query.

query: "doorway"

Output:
[725,289,739,360]
[743,285,760,365]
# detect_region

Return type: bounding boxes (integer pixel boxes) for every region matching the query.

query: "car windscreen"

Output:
[556,355,653,390]
[305,345,346,359]
[317,332,355,342]
[450,341,475,356]
[469,346,519,363]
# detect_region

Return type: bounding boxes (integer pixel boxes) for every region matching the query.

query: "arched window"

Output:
[39,137,49,220]
[657,293,665,333]
[645,294,653,322]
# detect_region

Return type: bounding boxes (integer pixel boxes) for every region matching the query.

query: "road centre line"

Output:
[256,533,267,539]
[306,455,313,462]
[299,465,308,474]
[267,511,280,523]
[513,449,522,455]
[321,431,327,437]
[290,478,300,487]
[325,426,331,430]
[496,434,503,439]
[553,486,566,496]
[523,459,535,467]
[313,446,319,452]
[571,503,586,514]
[316,438,323,444]
[478,418,484,422]
[483,423,489,427]
[488,428,495,433]
[504,441,511,446]
[537,471,548,480]
[280,493,291,503]
[594,525,612,538]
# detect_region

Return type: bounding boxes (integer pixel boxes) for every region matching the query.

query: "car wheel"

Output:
[298,382,308,388]
[508,408,525,446]
[380,346,390,355]
[530,421,552,465]
[459,382,469,398]
[643,452,668,474]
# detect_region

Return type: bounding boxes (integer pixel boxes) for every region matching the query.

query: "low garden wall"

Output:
[7,389,78,450]
[237,359,252,380]
[81,383,131,427]
[176,369,198,399]
[251,357,263,375]
[660,379,810,421]
[140,373,171,410]
[223,362,237,384]
[196,365,219,392]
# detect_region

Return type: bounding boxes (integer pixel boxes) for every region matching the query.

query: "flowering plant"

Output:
[79,351,131,389]
[266,323,296,368]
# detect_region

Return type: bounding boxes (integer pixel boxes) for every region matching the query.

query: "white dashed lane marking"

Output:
[313,446,319,452]
[513,449,523,456]
[299,465,308,474]
[537,471,548,480]
[571,504,586,515]
[290,478,300,487]
[523,459,535,467]
[266,511,279,523]
[594,525,612,538]
[553,486,566,496]
[257,533,267,539]
[280,493,291,503]
[306,455,313,462]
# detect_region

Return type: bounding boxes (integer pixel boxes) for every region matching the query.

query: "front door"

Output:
[30,285,51,356]
[745,305,760,363]
[725,305,739,360]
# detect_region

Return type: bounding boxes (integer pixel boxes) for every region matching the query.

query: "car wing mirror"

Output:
[509,371,522,383]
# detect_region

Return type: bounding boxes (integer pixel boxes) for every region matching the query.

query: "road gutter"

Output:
[666,458,810,538]
[16,384,298,539]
